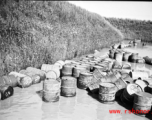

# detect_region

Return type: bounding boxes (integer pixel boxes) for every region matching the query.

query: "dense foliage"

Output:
[105,17,152,42]
[0,0,123,75]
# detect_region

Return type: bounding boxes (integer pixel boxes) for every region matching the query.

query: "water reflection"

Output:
[59,96,76,114]
[41,101,59,120]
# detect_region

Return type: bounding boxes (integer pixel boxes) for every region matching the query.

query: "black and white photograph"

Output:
[0,0,152,120]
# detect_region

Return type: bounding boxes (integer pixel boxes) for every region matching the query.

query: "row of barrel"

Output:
[110,45,152,65]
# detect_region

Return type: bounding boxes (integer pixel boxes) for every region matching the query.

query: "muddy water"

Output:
[0,42,152,120]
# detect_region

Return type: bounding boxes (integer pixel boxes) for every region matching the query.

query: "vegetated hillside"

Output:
[0,0,123,75]
[105,17,152,42]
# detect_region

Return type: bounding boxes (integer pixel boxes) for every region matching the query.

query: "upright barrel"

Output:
[99,83,117,104]
[133,92,152,116]
[78,72,93,89]
[61,76,77,97]
[123,52,131,61]
[114,51,123,62]
[73,65,88,78]
[43,79,60,102]
[129,53,138,63]
[62,64,75,76]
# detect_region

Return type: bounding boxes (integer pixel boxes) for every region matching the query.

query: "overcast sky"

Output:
[68,1,152,21]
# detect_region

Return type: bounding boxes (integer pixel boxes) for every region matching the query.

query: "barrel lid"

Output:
[126,84,142,95]
[99,83,115,88]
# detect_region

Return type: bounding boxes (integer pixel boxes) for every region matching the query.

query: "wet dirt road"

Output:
[0,42,152,120]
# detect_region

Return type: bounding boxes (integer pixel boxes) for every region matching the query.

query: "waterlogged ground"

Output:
[0,41,152,120]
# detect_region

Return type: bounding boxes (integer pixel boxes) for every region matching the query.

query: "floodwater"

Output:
[0,41,152,120]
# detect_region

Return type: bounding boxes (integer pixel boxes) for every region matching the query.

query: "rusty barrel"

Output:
[129,53,138,63]
[99,83,117,104]
[134,79,149,92]
[133,92,152,116]
[0,86,14,100]
[62,63,75,76]
[61,76,77,97]
[78,72,93,89]
[121,84,142,105]
[73,65,88,78]
[43,79,60,102]
[123,52,131,61]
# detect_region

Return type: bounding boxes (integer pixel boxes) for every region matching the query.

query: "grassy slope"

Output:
[0,0,123,75]
[105,17,152,42]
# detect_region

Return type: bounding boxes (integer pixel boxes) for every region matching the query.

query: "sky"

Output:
[68,1,152,21]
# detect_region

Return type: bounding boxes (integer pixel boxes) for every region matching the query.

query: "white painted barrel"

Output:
[46,70,58,79]
[41,64,60,78]
[54,60,65,69]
